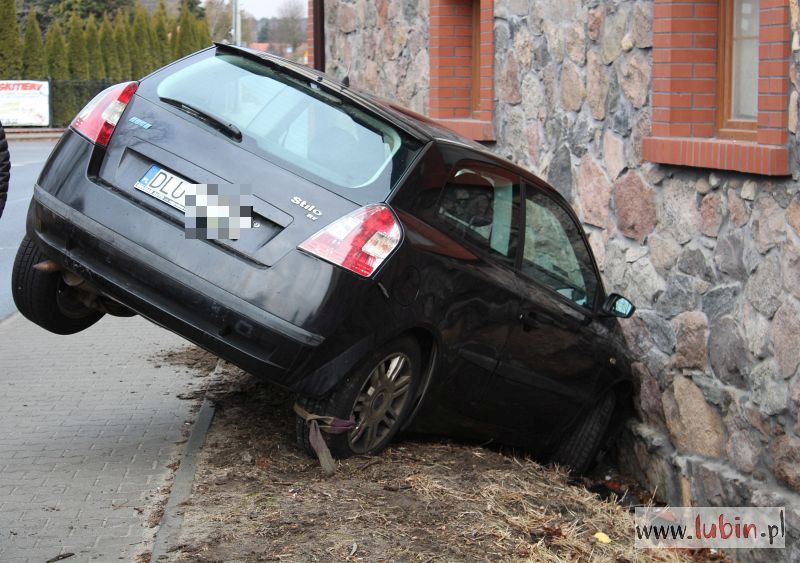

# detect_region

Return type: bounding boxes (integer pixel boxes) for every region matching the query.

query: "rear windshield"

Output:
[148,49,422,195]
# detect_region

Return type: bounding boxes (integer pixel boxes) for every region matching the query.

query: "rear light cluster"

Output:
[71,81,138,147]
[299,204,402,278]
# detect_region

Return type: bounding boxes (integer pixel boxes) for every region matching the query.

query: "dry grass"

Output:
[155,347,718,563]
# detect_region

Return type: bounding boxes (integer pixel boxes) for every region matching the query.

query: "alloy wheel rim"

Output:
[348,352,412,453]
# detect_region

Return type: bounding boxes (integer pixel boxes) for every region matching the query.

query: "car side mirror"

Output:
[602,293,636,318]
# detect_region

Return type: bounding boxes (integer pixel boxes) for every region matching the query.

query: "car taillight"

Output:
[299,204,402,278]
[71,81,138,147]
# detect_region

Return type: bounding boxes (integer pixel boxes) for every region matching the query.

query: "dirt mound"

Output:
[162,364,710,562]
[155,345,220,374]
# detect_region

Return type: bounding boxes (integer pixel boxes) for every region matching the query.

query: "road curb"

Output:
[5,128,66,142]
[150,391,216,561]
[7,133,64,142]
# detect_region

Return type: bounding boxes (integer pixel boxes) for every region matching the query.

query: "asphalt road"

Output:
[0,139,58,321]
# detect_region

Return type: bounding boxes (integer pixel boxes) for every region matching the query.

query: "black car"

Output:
[12,44,636,474]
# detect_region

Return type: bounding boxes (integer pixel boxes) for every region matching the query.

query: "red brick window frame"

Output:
[642,0,791,175]
[429,0,495,141]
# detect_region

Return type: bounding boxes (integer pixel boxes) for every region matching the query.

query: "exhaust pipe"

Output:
[33,260,62,273]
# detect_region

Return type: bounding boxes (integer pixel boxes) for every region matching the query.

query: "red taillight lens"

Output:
[71,81,138,147]
[299,204,402,277]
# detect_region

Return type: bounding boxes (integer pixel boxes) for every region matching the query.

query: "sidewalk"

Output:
[0,313,208,562]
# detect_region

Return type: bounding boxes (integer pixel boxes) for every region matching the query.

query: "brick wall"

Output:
[758,0,792,146]
[429,0,476,119]
[307,0,315,69]
[650,0,719,138]
[429,0,495,139]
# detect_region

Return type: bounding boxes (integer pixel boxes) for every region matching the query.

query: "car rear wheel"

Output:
[296,336,421,459]
[12,236,104,335]
[549,391,616,476]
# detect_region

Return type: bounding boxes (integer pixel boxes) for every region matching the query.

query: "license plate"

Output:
[134,165,190,212]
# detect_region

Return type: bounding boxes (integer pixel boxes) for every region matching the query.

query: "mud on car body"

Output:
[13,44,636,474]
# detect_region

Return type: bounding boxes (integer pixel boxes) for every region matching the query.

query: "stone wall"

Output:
[490,0,798,530]
[322,0,429,115]
[322,1,800,555]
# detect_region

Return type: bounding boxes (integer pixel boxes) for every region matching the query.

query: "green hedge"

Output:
[49,79,112,127]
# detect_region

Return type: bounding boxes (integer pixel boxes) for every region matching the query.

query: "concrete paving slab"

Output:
[0,313,205,562]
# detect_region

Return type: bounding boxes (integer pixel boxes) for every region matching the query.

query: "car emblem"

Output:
[128,116,152,129]
[291,196,323,221]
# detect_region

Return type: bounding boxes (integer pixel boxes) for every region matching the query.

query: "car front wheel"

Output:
[12,236,104,335]
[296,336,421,459]
[549,391,616,475]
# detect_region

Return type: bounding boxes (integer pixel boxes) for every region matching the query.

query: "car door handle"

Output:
[518,311,537,330]
[556,303,590,325]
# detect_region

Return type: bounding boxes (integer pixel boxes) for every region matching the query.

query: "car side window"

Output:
[436,164,521,265]
[521,187,599,309]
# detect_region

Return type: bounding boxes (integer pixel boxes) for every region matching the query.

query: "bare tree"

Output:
[204,0,232,43]
[274,0,304,51]
[241,12,257,44]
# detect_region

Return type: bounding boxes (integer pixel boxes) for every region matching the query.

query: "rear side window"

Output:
[149,50,421,194]
[436,164,521,265]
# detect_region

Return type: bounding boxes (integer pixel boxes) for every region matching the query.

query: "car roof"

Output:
[218,43,434,141]
[218,44,494,146]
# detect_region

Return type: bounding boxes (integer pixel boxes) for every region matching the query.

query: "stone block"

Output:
[700,191,726,238]
[576,154,611,228]
[601,4,630,64]
[745,255,783,318]
[559,59,585,111]
[771,298,800,379]
[708,316,749,389]
[671,311,709,370]
[787,195,800,236]
[750,360,788,415]
[662,375,725,457]
[615,170,657,242]
[586,49,609,120]
[769,435,800,493]
[751,195,786,254]
[617,50,651,108]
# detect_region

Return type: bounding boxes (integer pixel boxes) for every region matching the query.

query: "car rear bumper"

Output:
[27,186,322,385]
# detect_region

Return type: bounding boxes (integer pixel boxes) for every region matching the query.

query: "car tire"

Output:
[550,391,616,476]
[296,336,421,459]
[12,236,104,335]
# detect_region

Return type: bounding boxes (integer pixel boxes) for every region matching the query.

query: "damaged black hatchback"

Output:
[13,45,636,474]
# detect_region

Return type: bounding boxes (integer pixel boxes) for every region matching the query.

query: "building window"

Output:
[643,0,791,176]
[718,0,759,140]
[429,0,495,141]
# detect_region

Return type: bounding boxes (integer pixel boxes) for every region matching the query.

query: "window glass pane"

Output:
[156,53,418,190]
[731,0,759,120]
[437,166,521,264]
[521,190,598,309]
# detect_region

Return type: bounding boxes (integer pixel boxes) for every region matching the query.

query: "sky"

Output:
[232,0,308,19]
